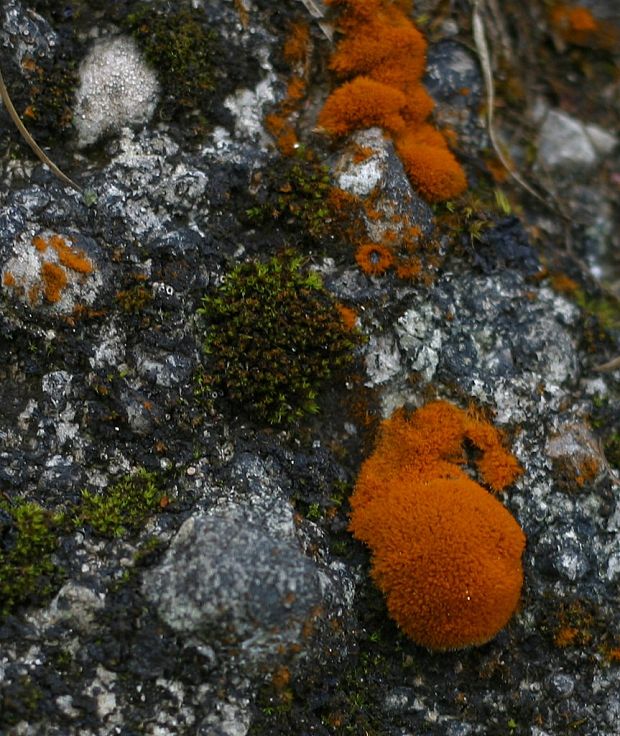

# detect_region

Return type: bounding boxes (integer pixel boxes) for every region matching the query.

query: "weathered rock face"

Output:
[0,0,619,735]
[142,457,325,668]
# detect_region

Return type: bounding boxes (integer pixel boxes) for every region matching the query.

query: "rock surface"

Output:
[0,1,619,735]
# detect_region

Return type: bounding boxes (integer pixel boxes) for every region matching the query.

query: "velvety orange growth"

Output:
[336,303,359,330]
[2,272,16,287]
[396,133,468,202]
[350,400,525,650]
[283,21,311,65]
[49,234,93,274]
[318,77,407,136]
[328,7,426,80]
[355,242,395,276]
[550,4,598,34]
[41,261,68,304]
[286,77,307,103]
[320,0,467,202]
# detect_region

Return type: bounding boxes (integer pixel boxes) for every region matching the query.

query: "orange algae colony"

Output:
[350,400,525,650]
[2,233,94,305]
[319,0,467,202]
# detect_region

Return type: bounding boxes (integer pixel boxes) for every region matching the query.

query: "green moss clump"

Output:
[198,254,363,424]
[80,468,164,538]
[574,289,620,332]
[123,3,217,122]
[246,149,354,245]
[0,501,65,617]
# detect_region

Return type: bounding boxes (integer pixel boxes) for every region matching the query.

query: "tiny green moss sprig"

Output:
[0,469,168,618]
[79,468,164,538]
[0,500,66,617]
[244,147,356,246]
[198,254,363,424]
[123,3,217,125]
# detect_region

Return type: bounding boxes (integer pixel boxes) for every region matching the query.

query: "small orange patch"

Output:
[554,626,580,648]
[355,242,395,276]
[41,261,68,304]
[605,647,620,663]
[395,257,422,280]
[336,303,358,330]
[575,456,600,487]
[265,113,299,156]
[2,272,16,287]
[550,273,579,294]
[49,234,94,274]
[283,21,310,65]
[550,4,598,34]
[33,235,48,252]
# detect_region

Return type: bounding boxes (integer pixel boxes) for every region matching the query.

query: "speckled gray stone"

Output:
[537,110,616,173]
[142,504,322,665]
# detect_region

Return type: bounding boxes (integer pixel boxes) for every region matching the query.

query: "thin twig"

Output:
[471,0,564,213]
[592,355,620,373]
[0,64,82,193]
[298,0,333,41]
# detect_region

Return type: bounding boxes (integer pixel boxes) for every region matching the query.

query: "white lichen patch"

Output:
[74,36,160,148]
[85,666,119,722]
[334,128,389,197]
[223,50,278,144]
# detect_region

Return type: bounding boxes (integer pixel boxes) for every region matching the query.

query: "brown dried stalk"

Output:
[0,64,82,193]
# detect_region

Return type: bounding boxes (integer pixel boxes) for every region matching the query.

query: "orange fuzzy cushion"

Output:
[349,401,525,650]
[318,77,408,136]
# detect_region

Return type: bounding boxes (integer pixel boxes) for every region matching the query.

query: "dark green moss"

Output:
[0,675,44,727]
[574,289,620,332]
[0,500,65,617]
[123,2,217,126]
[245,148,358,246]
[22,57,79,141]
[80,468,164,538]
[198,254,363,424]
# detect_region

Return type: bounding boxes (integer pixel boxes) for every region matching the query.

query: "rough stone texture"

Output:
[0,0,618,735]
[424,40,486,150]
[332,127,435,239]
[143,505,322,665]
[537,109,617,173]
